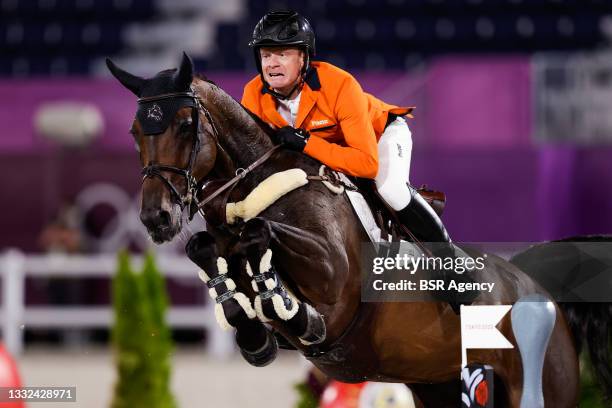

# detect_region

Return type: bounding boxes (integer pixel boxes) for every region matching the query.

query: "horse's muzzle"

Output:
[140,207,179,243]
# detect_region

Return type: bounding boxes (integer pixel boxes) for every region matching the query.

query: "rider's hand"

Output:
[275,126,310,152]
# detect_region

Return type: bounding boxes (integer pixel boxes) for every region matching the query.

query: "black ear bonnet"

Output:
[137,93,195,135]
[107,52,196,135]
[135,66,195,135]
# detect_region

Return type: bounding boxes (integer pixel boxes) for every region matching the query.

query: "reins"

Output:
[196,144,282,211]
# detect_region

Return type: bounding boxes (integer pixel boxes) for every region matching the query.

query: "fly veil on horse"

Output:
[107,53,612,407]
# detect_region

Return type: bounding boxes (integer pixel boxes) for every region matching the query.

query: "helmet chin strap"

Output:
[264,79,303,100]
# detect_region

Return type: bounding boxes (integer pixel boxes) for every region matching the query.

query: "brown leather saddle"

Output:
[417,184,446,217]
[351,178,446,242]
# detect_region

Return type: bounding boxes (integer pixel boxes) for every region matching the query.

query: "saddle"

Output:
[350,177,446,242]
[416,185,446,217]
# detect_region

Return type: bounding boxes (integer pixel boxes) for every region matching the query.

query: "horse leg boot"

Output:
[395,185,478,313]
[240,218,326,345]
[185,231,278,366]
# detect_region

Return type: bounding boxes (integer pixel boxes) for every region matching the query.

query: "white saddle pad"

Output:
[333,173,382,243]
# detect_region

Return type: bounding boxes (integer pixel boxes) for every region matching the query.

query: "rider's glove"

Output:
[275,126,310,152]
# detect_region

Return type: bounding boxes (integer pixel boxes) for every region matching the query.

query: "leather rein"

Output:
[137,87,280,221]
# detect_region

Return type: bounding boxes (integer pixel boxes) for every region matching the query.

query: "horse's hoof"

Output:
[237,329,279,367]
[299,303,326,346]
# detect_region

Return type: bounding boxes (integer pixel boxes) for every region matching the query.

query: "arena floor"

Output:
[18,347,308,408]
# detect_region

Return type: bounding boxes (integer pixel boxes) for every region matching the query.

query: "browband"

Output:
[137,91,197,104]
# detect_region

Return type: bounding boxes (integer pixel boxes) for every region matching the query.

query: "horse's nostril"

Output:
[140,208,172,229]
[158,210,171,228]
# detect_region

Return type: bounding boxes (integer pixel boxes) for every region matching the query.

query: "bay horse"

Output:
[106,53,612,407]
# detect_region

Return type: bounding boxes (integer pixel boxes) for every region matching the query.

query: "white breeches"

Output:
[375,117,413,211]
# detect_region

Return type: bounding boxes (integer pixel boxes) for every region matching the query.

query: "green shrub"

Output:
[111,251,177,408]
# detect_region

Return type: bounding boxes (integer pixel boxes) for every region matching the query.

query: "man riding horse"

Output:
[242,11,459,260]
[105,32,610,406]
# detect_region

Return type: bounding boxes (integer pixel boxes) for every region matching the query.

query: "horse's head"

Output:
[106,53,218,243]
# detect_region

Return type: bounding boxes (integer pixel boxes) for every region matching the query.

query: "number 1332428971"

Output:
[1,387,76,402]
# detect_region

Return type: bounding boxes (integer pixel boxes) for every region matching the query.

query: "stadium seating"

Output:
[2,0,612,75]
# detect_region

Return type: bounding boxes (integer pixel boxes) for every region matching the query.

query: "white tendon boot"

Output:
[246,249,325,345]
[198,257,256,330]
[247,249,299,322]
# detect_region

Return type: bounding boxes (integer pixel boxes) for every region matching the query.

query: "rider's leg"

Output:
[375,117,474,313]
[375,117,452,247]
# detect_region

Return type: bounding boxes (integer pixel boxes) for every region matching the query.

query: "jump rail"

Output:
[0,249,234,357]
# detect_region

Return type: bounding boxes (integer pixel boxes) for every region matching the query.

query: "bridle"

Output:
[138,87,220,220]
[137,86,280,223]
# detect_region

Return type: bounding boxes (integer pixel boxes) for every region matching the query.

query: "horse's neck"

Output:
[196,80,273,170]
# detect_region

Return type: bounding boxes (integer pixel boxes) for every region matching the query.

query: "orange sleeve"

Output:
[303,75,378,179]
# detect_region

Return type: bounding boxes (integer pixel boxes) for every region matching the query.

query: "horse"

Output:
[106,52,612,407]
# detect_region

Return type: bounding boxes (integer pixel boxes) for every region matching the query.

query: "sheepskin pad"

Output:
[226,168,309,224]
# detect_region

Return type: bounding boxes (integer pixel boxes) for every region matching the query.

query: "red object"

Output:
[0,344,24,408]
[475,380,489,406]
[320,381,366,408]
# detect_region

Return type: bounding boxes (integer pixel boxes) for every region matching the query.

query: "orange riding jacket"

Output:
[241,61,413,179]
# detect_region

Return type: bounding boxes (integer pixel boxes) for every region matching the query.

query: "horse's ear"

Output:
[105,58,144,96]
[175,52,194,91]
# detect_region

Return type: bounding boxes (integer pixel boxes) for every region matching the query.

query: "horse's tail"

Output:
[509,235,612,400]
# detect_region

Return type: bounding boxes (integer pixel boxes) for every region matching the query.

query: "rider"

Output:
[242,11,456,257]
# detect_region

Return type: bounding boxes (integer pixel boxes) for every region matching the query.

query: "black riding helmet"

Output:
[249,11,316,76]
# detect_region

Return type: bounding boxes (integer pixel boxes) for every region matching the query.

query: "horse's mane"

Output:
[241,106,277,140]
[194,73,277,142]
[192,73,280,169]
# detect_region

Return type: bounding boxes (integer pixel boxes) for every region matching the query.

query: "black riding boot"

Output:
[395,187,476,313]
[396,186,452,248]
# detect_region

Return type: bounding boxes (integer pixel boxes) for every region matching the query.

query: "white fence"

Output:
[0,250,234,357]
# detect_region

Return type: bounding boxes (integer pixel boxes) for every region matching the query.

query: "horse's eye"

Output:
[179,121,193,135]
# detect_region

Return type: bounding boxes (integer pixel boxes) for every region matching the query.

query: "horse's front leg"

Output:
[236,218,326,345]
[185,231,279,366]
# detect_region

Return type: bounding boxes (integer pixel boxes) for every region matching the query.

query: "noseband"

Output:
[138,88,220,220]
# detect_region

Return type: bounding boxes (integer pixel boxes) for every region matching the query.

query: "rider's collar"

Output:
[303,66,321,90]
[261,65,321,98]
